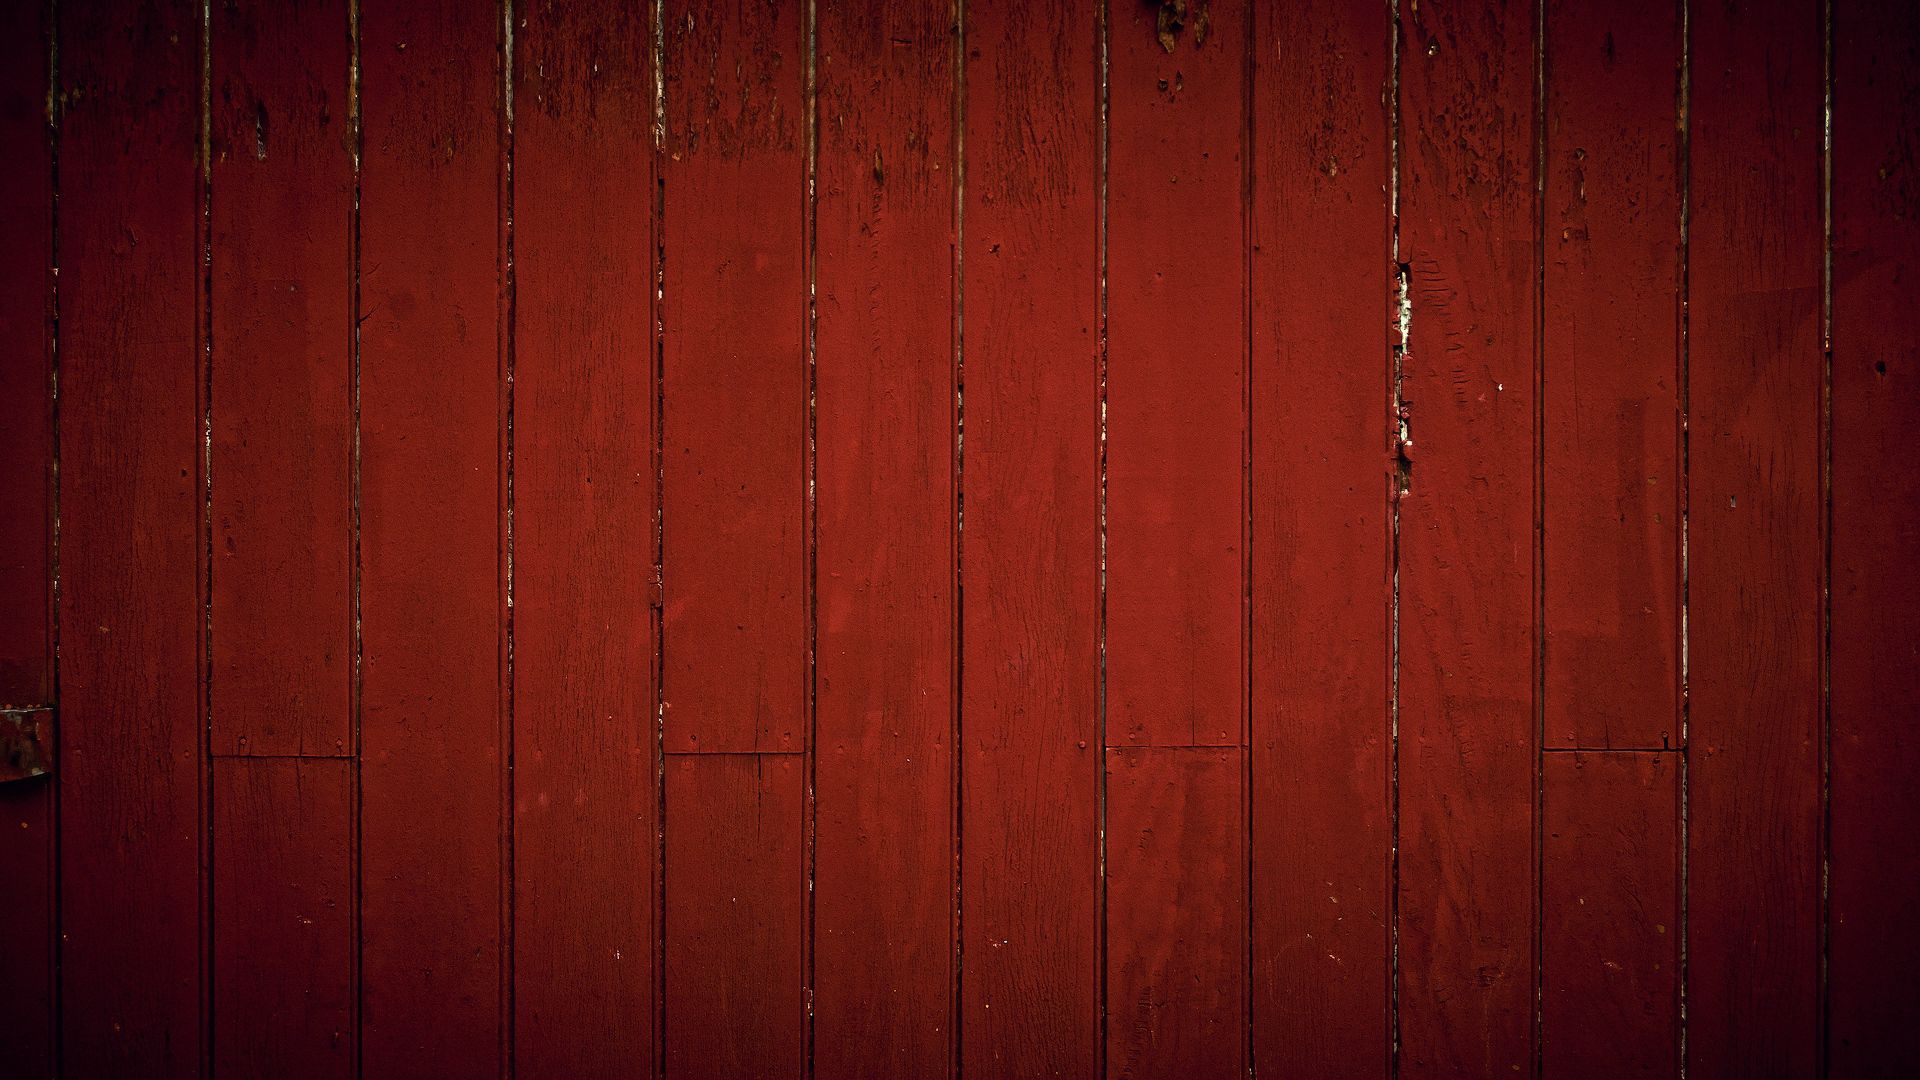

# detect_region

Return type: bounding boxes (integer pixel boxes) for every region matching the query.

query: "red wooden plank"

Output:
[658,3,807,1072]
[1105,747,1243,1079]
[1541,752,1680,1078]
[0,0,52,708]
[659,0,807,755]
[511,1,657,1074]
[1104,5,1248,1074]
[959,0,1100,1073]
[1830,1,1920,1071]
[212,758,354,1078]
[0,1,54,1071]
[56,0,205,1073]
[664,754,805,1078]
[1542,0,1681,750]
[1685,0,1823,1073]
[0,712,54,1076]
[1394,0,1537,1073]
[208,0,353,756]
[813,1,955,1074]
[1248,0,1392,1073]
[357,0,504,1072]
[1104,0,1246,750]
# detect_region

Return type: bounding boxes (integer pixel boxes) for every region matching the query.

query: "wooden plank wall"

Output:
[3,0,1916,1077]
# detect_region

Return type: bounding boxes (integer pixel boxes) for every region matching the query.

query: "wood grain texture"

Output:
[0,1,53,1072]
[1542,0,1681,750]
[1104,0,1246,750]
[1831,1,1920,1071]
[1248,0,1392,1074]
[208,0,354,757]
[212,758,355,1079]
[1105,747,1244,1080]
[1394,0,1537,1073]
[959,0,1100,1073]
[511,1,657,1075]
[659,0,807,755]
[356,0,504,1071]
[56,0,205,1073]
[813,0,956,1074]
[1103,4,1249,1074]
[664,753,805,1079]
[0,0,52,708]
[13,4,1912,1075]
[0,711,54,1078]
[1686,0,1824,1074]
[658,5,808,1073]
[1541,751,1679,1079]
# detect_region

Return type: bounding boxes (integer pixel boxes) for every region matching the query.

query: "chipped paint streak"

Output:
[1394,259,1414,495]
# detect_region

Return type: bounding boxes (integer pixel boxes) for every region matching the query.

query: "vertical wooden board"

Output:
[0,2,53,1072]
[1394,0,1536,1074]
[959,0,1100,1074]
[658,1,806,1071]
[664,754,804,1078]
[0,715,53,1076]
[1541,0,1681,750]
[1541,752,1679,1079]
[511,1,657,1075]
[1686,0,1823,1074]
[212,758,354,1079]
[56,0,204,1074]
[208,0,353,756]
[1104,0,1246,749]
[1105,747,1243,1079]
[659,0,807,755]
[1831,1,1920,1071]
[813,0,955,1075]
[357,0,503,1072]
[0,0,51,707]
[1248,0,1392,1074]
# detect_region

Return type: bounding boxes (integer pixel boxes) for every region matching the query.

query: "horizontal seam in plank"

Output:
[662,749,807,758]
[207,752,356,761]
[1541,746,1681,755]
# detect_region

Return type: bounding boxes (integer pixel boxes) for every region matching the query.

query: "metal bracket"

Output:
[1,707,51,783]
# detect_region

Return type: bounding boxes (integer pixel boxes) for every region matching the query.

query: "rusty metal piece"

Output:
[1,708,51,783]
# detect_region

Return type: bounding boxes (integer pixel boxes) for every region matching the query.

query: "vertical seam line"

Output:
[347,0,364,1072]
[199,0,215,1070]
[801,0,819,1070]
[1094,0,1111,1072]
[649,0,667,1073]
[1676,0,1692,1072]
[950,0,967,1075]
[46,0,64,1069]
[1531,0,1548,1074]
[496,0,516,1073]
[1385,0,1404,1073]
[1817,0,1835,1070]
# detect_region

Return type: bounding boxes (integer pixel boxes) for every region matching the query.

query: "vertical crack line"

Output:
[1239,3,1255,1076]
[648,2,668,1075]
[1676,0,1691,1073]
[1385,0,1404,1072]
[45,0,63,1069]
[199,0,216,1068]
[347,0,364,1071]
[801,0,819,1071]
[949,0,966,1074]
[496,0,516,1073]
[1098,0,1113,1068]
[1817,0,1834,1070]
[1531,0,1549,1072]
[1094,0,1110,1073]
